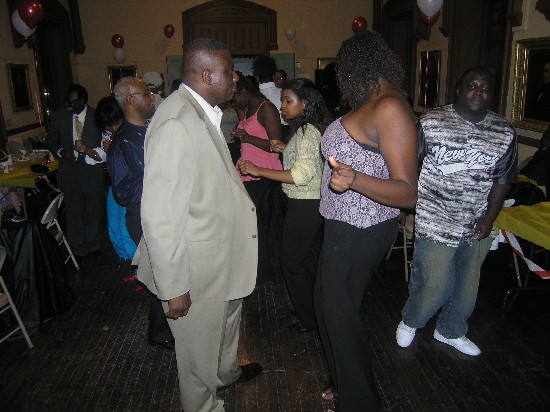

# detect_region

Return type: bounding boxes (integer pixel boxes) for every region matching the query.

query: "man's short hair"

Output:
[275,69,287,80]
[113,76,137,106]
[66,84,88,104]
[252,55,277,83]
[455,67,495,90]
[182,38,228,76]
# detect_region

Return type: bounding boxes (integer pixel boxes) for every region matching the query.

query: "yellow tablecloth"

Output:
[494,202,550,250]
[0,160,59,188]
[517,174,538,185]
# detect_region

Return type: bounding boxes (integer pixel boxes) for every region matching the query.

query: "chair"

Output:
[386,213,415,282]
[0,246,34,348]
[40,193,79,270]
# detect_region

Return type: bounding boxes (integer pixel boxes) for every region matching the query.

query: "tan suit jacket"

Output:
[136,87,258,303]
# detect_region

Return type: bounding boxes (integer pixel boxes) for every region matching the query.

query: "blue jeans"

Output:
[401,236,493,338]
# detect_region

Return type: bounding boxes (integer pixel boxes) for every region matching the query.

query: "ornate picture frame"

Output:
[108,65,137,93]
[7,64,33,112]
[511,37,550,132]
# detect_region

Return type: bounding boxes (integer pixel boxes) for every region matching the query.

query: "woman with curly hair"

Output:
[315,31,418,411]
[239,78,331,332]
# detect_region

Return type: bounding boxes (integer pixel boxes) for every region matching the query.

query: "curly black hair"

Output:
[252,54,277,83]
[282,78,333,138]
[336,31,405,109]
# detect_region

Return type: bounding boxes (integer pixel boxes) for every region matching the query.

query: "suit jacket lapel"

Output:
[179,88,248,194]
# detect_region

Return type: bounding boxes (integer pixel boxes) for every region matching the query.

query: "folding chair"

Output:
[0,246,34,348]
[40,193,80,270]
[386,213,415,282]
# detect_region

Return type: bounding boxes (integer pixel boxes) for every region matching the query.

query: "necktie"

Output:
[74,116,85,163]
[74,116,83,141]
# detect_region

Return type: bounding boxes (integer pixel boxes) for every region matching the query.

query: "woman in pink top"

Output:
[232,72,283,285]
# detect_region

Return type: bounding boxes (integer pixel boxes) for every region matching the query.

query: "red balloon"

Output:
[17,0,44,29]
[352,16,368,34]
[164,24,175,39]
[111,33,124,48]
[11,10,35,38]
[421,10,440,28]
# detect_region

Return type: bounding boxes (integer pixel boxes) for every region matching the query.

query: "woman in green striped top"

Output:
[239,78,332,332]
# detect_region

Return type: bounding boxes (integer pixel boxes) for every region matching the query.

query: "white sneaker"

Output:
[396,321,416,347]
[433,329,481,356]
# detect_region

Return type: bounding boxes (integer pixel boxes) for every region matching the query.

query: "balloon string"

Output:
[423,23,431,113]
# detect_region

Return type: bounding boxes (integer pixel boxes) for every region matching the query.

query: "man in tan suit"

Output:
[136,38,262,411]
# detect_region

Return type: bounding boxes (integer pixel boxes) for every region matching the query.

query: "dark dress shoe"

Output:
[147,338,175,351]
[217,362,263,394]
[287,322,314,333]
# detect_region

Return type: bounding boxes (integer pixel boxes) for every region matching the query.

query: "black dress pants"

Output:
[314,218,396,412]
[126,203,174,344]
[64,191,104,256]
[243,179,276,285]
[280,198,322,330]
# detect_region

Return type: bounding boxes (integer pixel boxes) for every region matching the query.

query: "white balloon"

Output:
[11,10,36,39]
[284,26,296,41]
[113,48,126,64]
[417,0,444,18]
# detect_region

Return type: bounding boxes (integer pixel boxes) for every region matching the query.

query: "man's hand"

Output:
[74,140,88,153]
[61,148,75,162]
[165,292,191,320]
[328,156,356,193]
[473,216,493,240]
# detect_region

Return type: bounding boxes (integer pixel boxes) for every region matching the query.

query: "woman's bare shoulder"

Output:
[258,99,279,117]
[373,90,412,114]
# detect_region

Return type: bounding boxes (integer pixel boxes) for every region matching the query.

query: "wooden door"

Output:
[230,22,266,55]
[183,0,278,55]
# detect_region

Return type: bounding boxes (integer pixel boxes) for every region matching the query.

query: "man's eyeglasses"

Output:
[129,91,154,98]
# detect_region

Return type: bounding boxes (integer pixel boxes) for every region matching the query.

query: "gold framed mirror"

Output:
[511,37,550,132]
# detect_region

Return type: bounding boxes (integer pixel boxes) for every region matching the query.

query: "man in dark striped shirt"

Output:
[396,67,517,356]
